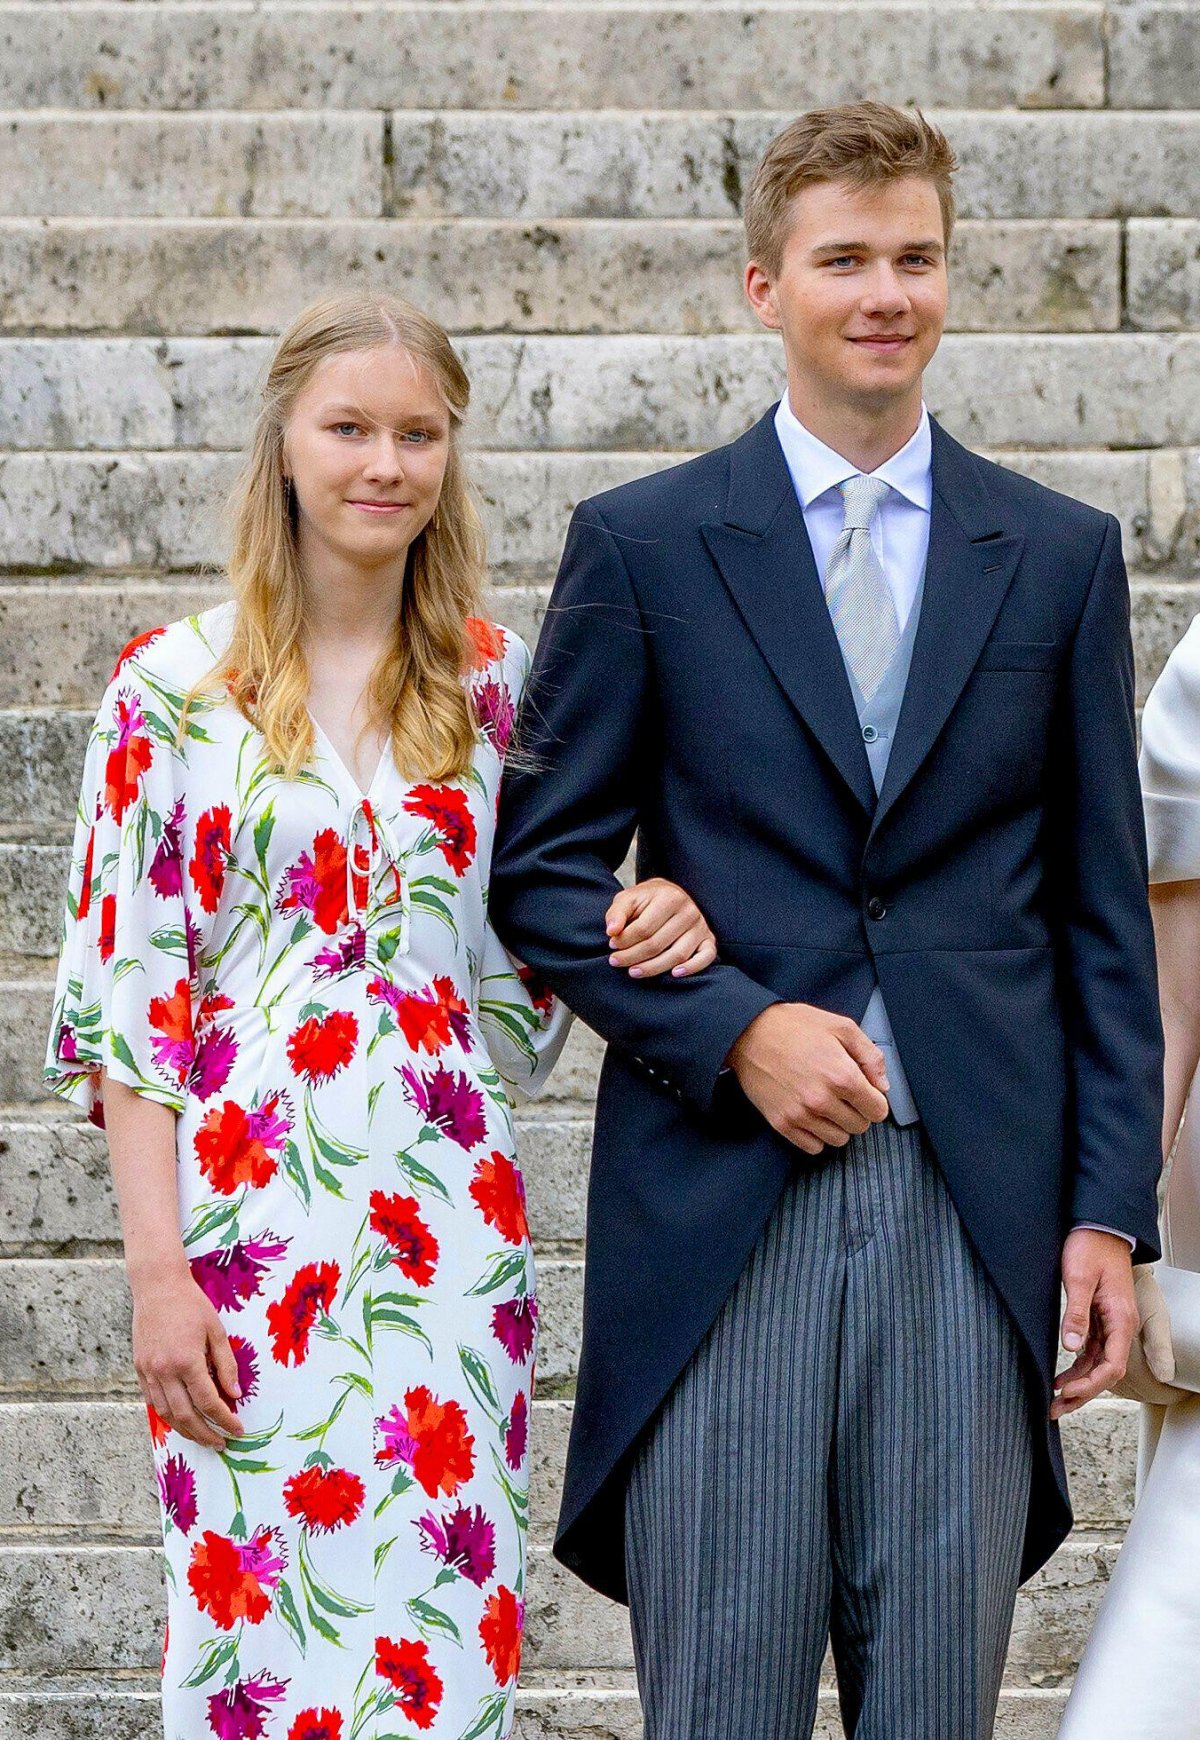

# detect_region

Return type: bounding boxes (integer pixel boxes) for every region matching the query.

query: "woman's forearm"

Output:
[1150,882,1200,1161]
[98,1071,188,1290]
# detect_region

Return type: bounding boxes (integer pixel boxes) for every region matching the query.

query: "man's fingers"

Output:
[1060,1275,1097,1353]
[836,1022,891,1093]
[834,1065,890,1125]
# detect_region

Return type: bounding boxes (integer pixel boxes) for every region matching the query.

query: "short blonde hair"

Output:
[744,102,958,279]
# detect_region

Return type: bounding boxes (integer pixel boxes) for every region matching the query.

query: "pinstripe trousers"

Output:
[625,1118,1032,1740]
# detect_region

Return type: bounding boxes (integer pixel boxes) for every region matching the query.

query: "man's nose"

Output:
[860,267,911,317]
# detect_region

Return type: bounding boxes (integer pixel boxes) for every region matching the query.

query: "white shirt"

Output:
[770,396,1133,1248]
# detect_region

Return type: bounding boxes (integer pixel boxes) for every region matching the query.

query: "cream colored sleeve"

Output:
[1141,614,1200,885]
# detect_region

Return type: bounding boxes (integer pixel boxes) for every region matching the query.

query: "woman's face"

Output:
[282,346,452,572]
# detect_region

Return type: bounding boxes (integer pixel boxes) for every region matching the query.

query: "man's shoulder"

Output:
[948,432,1113,550]
[575,442,735,539]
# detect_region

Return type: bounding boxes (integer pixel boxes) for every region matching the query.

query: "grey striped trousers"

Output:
[625,1118,1032,1740]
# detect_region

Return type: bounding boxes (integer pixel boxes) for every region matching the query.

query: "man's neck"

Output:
[783,381,925,476]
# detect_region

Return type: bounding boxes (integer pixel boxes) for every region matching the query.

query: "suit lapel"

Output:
[870,419,1024,832]
[701,409,876,815]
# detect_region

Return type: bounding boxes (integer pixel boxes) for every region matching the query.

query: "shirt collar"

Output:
[773,394,933,514]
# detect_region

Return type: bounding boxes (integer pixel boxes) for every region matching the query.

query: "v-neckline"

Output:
[308,712,388,804]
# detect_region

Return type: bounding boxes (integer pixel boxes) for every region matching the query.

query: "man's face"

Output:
[746,175,949,415]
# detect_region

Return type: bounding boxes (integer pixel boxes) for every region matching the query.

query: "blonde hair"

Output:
[181,292,487,782]
[744,102,958,280]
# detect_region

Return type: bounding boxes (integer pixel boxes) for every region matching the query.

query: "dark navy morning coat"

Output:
[488,407,1164,1602]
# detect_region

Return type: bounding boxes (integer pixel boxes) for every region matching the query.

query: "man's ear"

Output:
[744,261,781,331]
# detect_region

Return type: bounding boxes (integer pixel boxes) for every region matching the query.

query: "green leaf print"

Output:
[298,1528,373,1619]
[466,1249,529,1298]
[182,1197,241,1249]
[457,1690,511,1740]
[281,1138,313,1213]
[365,1290,433,1357]
[253,803,276,867]
[458,1345,503,1420]
[376,927,404,964]
[274,1576,307,1658]
[409,883,457,936]
[181,1634,239,1689]
[393,1146,452,1206]
[405,1595,462,1649]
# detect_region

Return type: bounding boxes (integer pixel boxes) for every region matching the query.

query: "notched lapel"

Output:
[701,412,875,815]
[871,426,1025,832]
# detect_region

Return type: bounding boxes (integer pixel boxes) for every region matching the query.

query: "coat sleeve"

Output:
[1140,613,1200,885]
[1053,513,1164,1259]
[43,664,197,1126]
[488,501,778,1116]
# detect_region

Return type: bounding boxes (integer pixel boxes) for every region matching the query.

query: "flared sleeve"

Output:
[471,622,574,1100]
[44,657,197,1125]
[1141,614,1200,885]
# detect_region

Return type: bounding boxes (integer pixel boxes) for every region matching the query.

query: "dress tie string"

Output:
[346,796,410,954]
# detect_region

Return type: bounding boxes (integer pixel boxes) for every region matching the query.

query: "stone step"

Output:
[0,1683,1080,1740]
[7,332,1196,455]
[1128,221,1200,331]
[0,1104,592,1253]
[14,335,1196,452]
[0,1532,1131,1686]
[0,1393,1141,1540]
[8,110,1200,222]
[0,215,1125,334]
[1,571,1197,719]
[0,1253,583,1393]
[0,7,1106,112]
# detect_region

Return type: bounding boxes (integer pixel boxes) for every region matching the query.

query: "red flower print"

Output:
[103,692,154,822]
[374,1386,475,1497]
[376,1635,443,1732]
[206,1673,288,1740]
[283,1464,365,1534]
[266,1260,340,1365]
[505,1388,529,1472]
[517,962,555,1017]
[76,824,96,920]
[404,784,477,875]
[147,978,195,1089]
[287,1010,358,1085]
[465,616,506,670]
[98,891,117,963]
[399,1063,487,1151]
[187,1526,285,1629]
[479,1585,524,1685]
[194,1093,292,1195]
[370,1189,439,1287]
[147,1401,170,1446]
[277,828,349,935]
[373,974,472,1056]
[469,1153,529,1246]
[189,803,232,914]
[287,1712,342,1740]
[110,626,166,681]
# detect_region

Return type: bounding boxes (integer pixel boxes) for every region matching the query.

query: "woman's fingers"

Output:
[610,903,693,967]
[672,936,718,977]
[191,1356,245,1440]
[208,1322,244,1411]
[160,1375,229,1450]
[629,927,718,979]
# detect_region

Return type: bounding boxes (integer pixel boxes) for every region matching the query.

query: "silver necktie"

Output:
[823,474,900,701]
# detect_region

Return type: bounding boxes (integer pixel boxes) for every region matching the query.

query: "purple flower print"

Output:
[374,1404,418,1469]
[189,1023,238,1101]
[416,1503,496,1588]
[505,1389,528,1471]
[474,678,515,754]
[491,1295,538,1364]
[57,1021,79,1063]
[190,1234,290,1314]
[157,1452,198,1534]
[149,799,186,899]
[206,1673,288,1740]
[313,926,365,980]
[228,1333,260,1401]
[184,907,202,979]
[399,1063,487,1152]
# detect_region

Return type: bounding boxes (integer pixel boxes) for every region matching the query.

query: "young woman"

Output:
[43,293,716,1740]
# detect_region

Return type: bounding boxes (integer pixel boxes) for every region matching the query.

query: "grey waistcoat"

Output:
[834,566,927,1126]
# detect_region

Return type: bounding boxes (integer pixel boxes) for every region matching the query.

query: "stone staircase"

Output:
[1,1,1198,1734]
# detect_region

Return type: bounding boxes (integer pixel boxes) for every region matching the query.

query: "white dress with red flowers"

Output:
[44,601,570,1740]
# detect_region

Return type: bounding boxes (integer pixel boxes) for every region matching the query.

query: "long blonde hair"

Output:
[181,293,487,781]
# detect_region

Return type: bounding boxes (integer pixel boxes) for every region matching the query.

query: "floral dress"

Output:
[44,600,570,1740]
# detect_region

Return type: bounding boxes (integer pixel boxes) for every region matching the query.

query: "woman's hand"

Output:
[605,877,717,978]
[131,1264,246,1450]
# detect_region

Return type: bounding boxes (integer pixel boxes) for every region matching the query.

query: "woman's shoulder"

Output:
[1144,614,1200,761]
[465,616,531,689]
[103,600,237,699]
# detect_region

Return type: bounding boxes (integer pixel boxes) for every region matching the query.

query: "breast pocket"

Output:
[975,640,1058,672]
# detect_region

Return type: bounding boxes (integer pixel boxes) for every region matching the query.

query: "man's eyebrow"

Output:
[811,238,945,256]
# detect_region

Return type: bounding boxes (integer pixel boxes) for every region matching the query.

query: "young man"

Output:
[489,104,1164,1738]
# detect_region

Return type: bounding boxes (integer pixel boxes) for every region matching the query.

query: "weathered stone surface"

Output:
[943,110,1200,218]
[0,8,1105,112]
[0,1255,584,1391]
[1109,4,1200,109]
[1133,580,1200,702]
[8,337,1200,460]
[0,114,382,219]
[0,1104,591,1250]
[1128,219,1200,330]
[1008,1537,1119,1689]
[0,581,552,706]
[0,217,1121,334]
[1060,1399,1138,1527]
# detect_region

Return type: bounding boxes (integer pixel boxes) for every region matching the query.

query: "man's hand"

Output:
[726,1002,890,1155]
[1051,1228,1139,1420]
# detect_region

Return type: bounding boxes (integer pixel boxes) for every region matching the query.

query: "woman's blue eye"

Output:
[332,423,361,436]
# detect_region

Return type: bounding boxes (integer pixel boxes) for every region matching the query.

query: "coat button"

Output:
[867,896,887,920]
